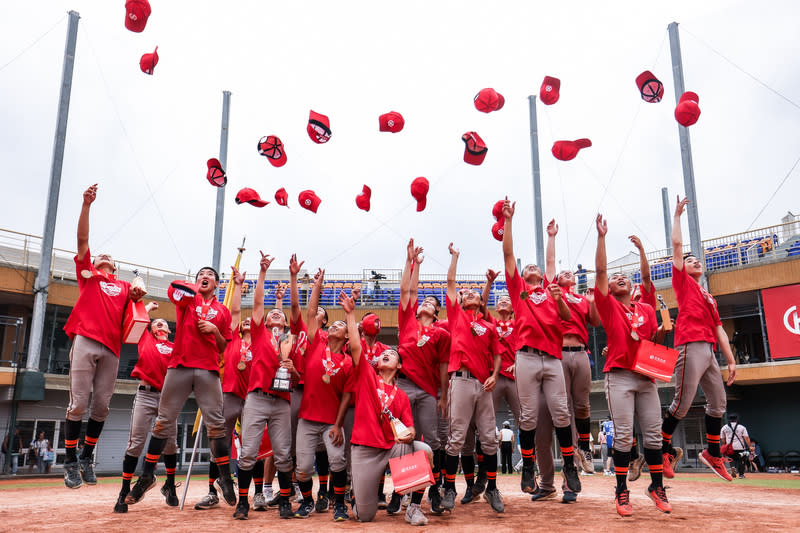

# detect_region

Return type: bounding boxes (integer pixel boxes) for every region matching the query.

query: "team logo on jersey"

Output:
[156,343,173,355]
[99,281,122,297]
[243,349,252,362]
[496,325,513,338]
[625,311,645,327]
[195,306,218,320]
[529,291,548,304]
[471,322,487,336]
[701,288,716,307]
[565,292,582,304]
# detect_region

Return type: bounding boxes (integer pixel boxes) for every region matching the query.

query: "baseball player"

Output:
[660,197,736,481]
[232,252,297,520]
[593,214,671,516]
[292,268,354,522]
[126,265,236,507]
[62,184,144,489]
[500,198,581,497]
[113,302,178,513]
[440,243,504,514]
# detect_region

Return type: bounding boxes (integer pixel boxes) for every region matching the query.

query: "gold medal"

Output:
[80,269,93,279]
[417,339,426,347]
[237,361,246,371]
[322,373,331,384]
[630,330,639,341]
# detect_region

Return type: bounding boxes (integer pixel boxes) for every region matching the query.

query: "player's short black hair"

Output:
[683,253,697,261]
[319,306,329,327]
[196,266,220,281]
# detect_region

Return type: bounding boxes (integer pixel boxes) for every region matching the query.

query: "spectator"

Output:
[44,446,55,473]
[601,417,614,476]
[749,439,765,473]
[575,264,591,293]
[300,273,311,305]
[499,421,515,474]
[6,429,23,475]
[31,432,49,474]
[721,413,751,479]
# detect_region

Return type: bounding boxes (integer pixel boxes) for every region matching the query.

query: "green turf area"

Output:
[672,476,800,490]
[0,477,121,490]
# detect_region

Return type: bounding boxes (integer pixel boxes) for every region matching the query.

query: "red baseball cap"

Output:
[206,158,226,187]
[552,138,592,161]
[492,200,505,221]
[125,0,151,33]
[139,46,158,75]
[258,135,287,167]
[356,184,372,212]
[410,177,429,212]
[491,220,505,241]
[298,190,321,213]
[168,280,199,304]
[462,131,488,165]
[675,91,701,127]
[235,188,269,207]
[307,110,332,144]
[474,88,504,113]
[275,187,289,207]
[540,76,560,105]
[635,71,664,103]
[379,111,405,133]
[362,314,381,336]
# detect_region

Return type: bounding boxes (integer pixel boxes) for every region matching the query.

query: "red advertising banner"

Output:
[761,284,800,360]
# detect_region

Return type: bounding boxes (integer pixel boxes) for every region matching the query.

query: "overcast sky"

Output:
[2,0,799,280]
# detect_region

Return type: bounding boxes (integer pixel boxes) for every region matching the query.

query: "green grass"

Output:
[672,476,800,490]
[0,477,121,490]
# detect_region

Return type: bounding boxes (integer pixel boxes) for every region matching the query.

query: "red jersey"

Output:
[445,295,499,383]
[131,330,173,390]
[168,293,232,372]
[351,353,413,449]
[361,338,392,368]
[594,288,658,373]
[222,335,252,400]
[64,248,131,357]
[246,317,291,402]
[490,316,517,380]
[637,282,657,309]
[398,301,451,397]
[298,333,355,425]
[672,266,721,347]
[544,276,592,346]
[506,269,563,358]
[289,316,309,385]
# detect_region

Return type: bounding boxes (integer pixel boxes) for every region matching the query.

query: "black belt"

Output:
[138,384,160,393]
[519,345,553,357]
[252,388,287,400]
[562,345,587,352]
[453,370,477,380]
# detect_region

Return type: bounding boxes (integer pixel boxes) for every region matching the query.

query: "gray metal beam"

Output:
[528,95,544,268]
[211,90,231,273]
[661,187,672,250]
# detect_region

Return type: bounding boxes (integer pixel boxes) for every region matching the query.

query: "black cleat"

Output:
[562,463,582,493]
[79,458,98,485]
[216,476,237,506]
[484,488,505,513]
[113,491,129,513]
[460,485,476,504]
[473,471,487,496]
[294,499,315,518]
[316,490,330,513]
[125,474,156,505]
[233,501,249,520]
[521,465,537,494]
[428,484,444,514]
[161,479,179,507]
[441,487,457,510]
[386,492,403,515]
[64,461,82,489]
[278,497,293,519]
[530,488,556,501]
[376,492,387,510]
[333,501,349,521]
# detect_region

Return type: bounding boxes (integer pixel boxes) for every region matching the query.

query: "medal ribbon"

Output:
[417,322,432,345]
[377,382,398,419]
[497,320,512,336]
[627,304,643,340]
[240,340,251,361]
[199,300,212,320]
[323,346,345,376]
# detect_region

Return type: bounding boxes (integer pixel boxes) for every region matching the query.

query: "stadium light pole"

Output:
[661,187,672,250]
[211,90,231,273]
[668,22,706,286]
[28,10,80,372]
[528,95,545,269]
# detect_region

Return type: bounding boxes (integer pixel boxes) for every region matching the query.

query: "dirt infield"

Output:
[1,472,798,532]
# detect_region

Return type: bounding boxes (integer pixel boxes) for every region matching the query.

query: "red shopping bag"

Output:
[389,450,434,495]
[633,339,679,382]
[122,300,149,344]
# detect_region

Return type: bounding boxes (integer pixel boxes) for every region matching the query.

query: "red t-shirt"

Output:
[445,295,499,383]
[222,335,252,399]
[63,248,131,356]
[544,277,592,346]
[638,282,657,309]
[594,288,658,372]
[247,317,291,402]
[168,293,233,372]
[506,269,563,358]
[131,330,173,390]
[289,316,309,385]
[672,266,721,347]
[361,338,392,368]
[350,353,413,449]
[398,301,451,396]
[298,334,355,425]
[490,316,517,380]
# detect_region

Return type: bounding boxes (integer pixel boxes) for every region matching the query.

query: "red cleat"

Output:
[647,486,672,513]
[662,452,675,479]
[699,449,733,481]
[615,489,633,517]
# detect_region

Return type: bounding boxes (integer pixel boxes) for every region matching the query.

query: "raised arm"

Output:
[339,291,361,366]
[672,196,689,271]
[400,239,423,309]
[595,214,609,296]
[501,197,518,277]
[252,252,274,325]
[480,269,499,317]
[274,283,286,311]
[545,219,558,282]
[77,184,98,261]
[289,254,305,324]
[229,266,246,331]
[630,235,652,294]
[584,289,602,327]
[306,268,324,344]
[447,243,460,304]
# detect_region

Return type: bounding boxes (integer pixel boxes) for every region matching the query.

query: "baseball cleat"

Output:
[376,492,387,510]
[483,488,505,513]
[113,491,129,513]
[562,491,577,504]
[579,448,595,474]
[333,501,349,522]
[520,465,537,493]
[233,501,249,520]
[472,471,487,496]
[64,461,82,489]
[316,490,330,513]
[460,486,476,504]
[79,458,98,485]
[615,489,633,517]
[278,497,293,519]
[530,488,556,501]
[442,487,457,510]
[405,503,429,526]
[428,484,444,514]
[699,449,733,481]
[647,485,672,513]
[386,492,403,514]
[161,479,179,506]
[294,499,315,518]
[194,492,220,510]
[252,492,268,511]
[562,463,582,493]
[216,476,237,506]
[125,474,156,505]
[628,455,646,482]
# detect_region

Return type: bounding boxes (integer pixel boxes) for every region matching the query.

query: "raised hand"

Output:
[628,235,644,251]
[83,184,98,205]
[547,219,559,237]
[274,283,287,300]
[502,196,515,219]
[351,285,361,301]
[675,196,689,217]
[338,290,355,313]
[407,238,416,262]
[547,283,563,301]
[448,242,460,258]
[414,245,424,265]
[231,265,246,285]
[596,214,608,237]
[289,253,304,276]
[486,268,499,283]
[313,268,325,286]
[259,251,274,272]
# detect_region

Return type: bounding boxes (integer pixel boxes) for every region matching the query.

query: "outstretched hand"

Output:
[502,196,515,220]
[596,214,608,237]
[486,268,499,283]
[231,265,246,285]
[338,290,355,313]
[83,184,98,205]
[448,242,460,258]
[259,251,274,272]
[675,196,689,217]
[547,219,559,237]
[628,235,643,250]
[313,268,325,286]
[289,254,304,276]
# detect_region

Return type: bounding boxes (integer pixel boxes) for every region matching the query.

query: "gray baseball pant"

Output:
[125,387,178,457]
[66,335,119,422]
[604,368,662,452]
[397,376,440,450]
[238,391,292,472]
[515,351,571,431]
[668,342,726,419]
[152,367,225,440]
[296,419,346,481]
[445,374,497,456]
